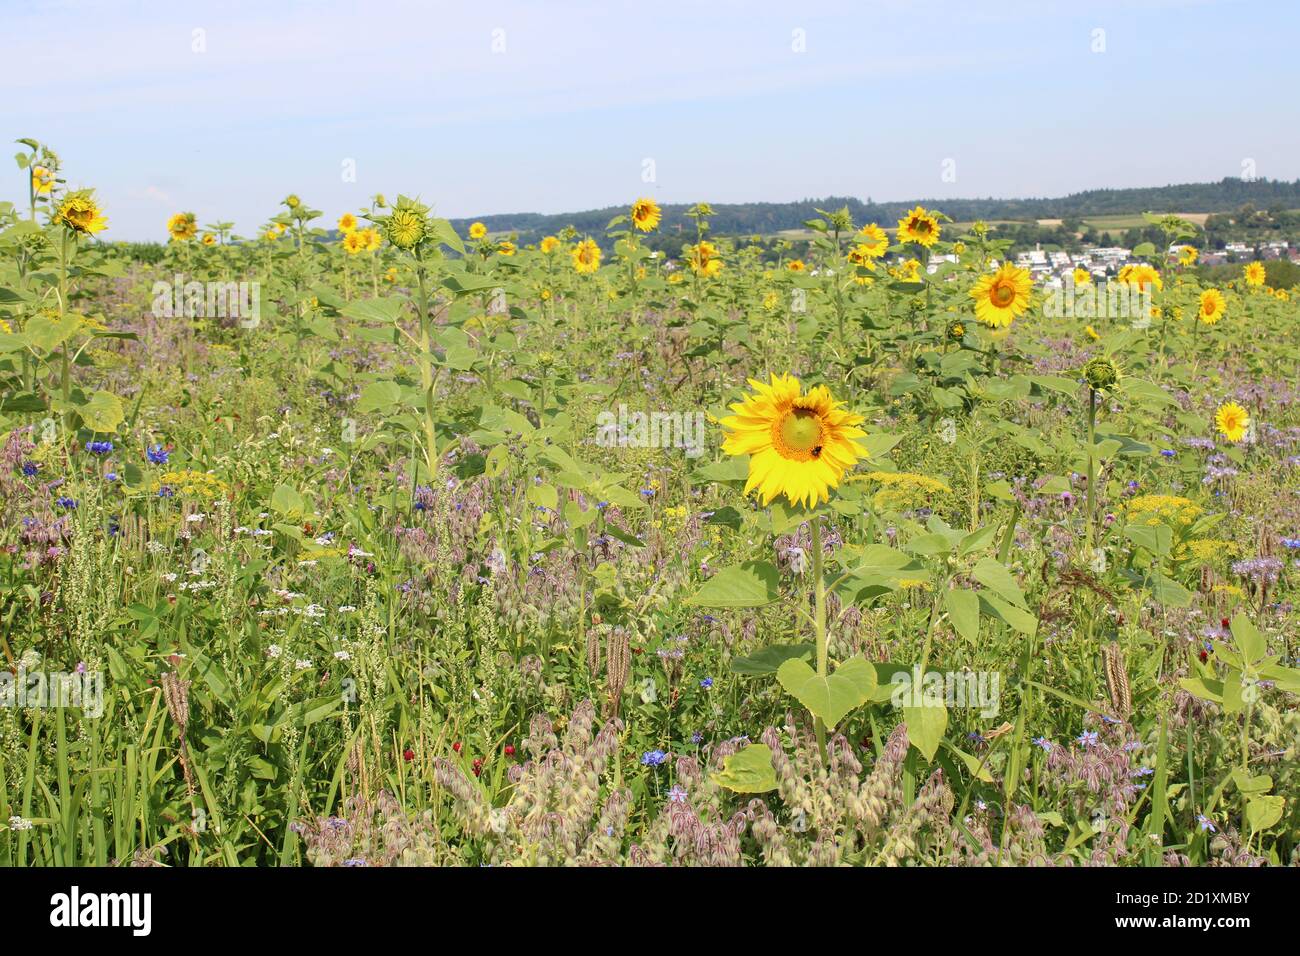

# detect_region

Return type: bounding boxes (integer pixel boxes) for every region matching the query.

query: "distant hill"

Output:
[448,178,1300,244]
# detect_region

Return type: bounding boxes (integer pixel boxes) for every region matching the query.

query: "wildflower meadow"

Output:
[3,151,1298,874]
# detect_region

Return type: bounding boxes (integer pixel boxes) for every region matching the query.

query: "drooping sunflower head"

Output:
[469,221,487,240]
[338,212,358,233]
[720,373,867,509]
[1215,402,1249,443]
[897,206,940,248]
[970,262,1031,328]
[1243,261,1266,287]
[539,235,559,254]
[687,241,723,277]
[55,190,108,236]
[1199,288,1226,325]
[571,238,602,274]
[167,212,197,242]
[497,239,516,256]
[631,197,661,233]
[856,223,889,257]
[383,198,429,250]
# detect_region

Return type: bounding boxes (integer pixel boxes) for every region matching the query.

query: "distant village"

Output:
[1003,239,1297,287]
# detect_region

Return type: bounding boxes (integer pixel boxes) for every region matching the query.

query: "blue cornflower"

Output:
[1197,814,1217,833]
[691,731,704,745]
[146,444,169,465]
[156,486,174,498]
[699,677,713,689]
[967,731,987,746]
[1032,736,1053,752]
[640,749,668,767]
[1159,449,1176,458]
[104,472,118,482]
[85,440,113,455]
[639,488,655,498]
[55,496,78,510]
[1077,730,1099,747]
[1282,538,1300,550]
[21,461,39,477]
[595,501,609,510]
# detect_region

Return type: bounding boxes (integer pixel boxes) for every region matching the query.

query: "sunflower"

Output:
[283,194,301,209]
[539,235,559,254]
[1214,402,1249,443]
[469,222,487,240]
[892,258,921,282]
[856,223,889,257]
[1276,288,1291,302]
[1243,261,1266,287]
[263,229,278,241]
[497,240,516,256]
[384,200,428,250]
[571,238,602,274]
[720,373,867,509]
[337,212,358,234]
[31,166,55,196]
[631,198,661,233]
[762,290,780,310]
[1178,245,1198,266]
[343,231,365,255]
[1198,288,1226,325]
[384,267,399,283]
[167,212,197,242]
[1117,263,1163,292]
[1072,267,1091,286]
[201,233,217,246]
[786,259,806,273]
[970,262,1031,328]
[896,206,940,248]
[687,241,723,277]
[359,227,382,252]
[55,190,108,236]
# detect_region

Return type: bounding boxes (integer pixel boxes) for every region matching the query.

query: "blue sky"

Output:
[4,0,1295,240]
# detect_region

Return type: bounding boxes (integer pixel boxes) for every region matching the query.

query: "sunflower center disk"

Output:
[778,409,824,457]
[991,281,1015,307]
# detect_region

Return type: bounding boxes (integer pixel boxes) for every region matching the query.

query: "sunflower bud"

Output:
[1082,356,1119,391]
[384,199,428,250]
[283,194,301,209]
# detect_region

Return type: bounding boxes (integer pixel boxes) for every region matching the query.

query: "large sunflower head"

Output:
[970,262,1031,328]
[55,190,108,236]
[571,238,602,274]
[720,373,867,509]
[1243,261,1266,287]
[167,212,197,242]
[1199,288,1226,325]
[631,197,661,233]
[1215,401,1249,443]
[897,206,940,248]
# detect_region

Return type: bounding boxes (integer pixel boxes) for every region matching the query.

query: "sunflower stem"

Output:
[1085,386,1098,550]
[811,514,828,764]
